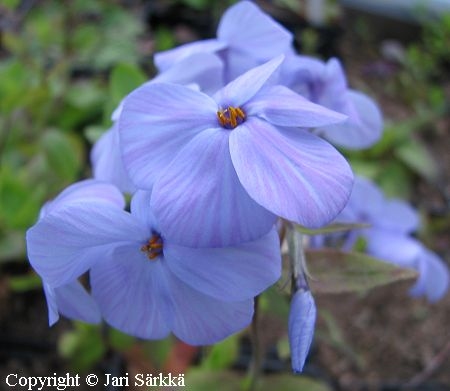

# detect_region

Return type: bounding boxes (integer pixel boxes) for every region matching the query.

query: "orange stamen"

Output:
[217,106,246,129]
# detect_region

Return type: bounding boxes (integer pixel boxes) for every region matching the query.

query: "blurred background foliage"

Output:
[0,0,449,390]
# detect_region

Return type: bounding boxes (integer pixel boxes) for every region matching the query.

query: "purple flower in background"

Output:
[119,56,353,247]
[91,103,136,194]
[154,0,294,82]
[282,55,383,149]
[288,289,317,373]
[27,183,281,344]
[319,176,449,301]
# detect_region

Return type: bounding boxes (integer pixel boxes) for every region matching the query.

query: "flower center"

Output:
[141,233,163,260]
[217,106,246,129]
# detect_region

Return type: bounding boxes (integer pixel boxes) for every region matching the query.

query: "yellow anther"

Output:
[217,106,246,129]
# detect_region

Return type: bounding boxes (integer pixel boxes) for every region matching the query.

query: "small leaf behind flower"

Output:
[306,249,417,294]
[296,222,370,235]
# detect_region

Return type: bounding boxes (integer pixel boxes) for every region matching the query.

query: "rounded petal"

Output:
[27,203,148,286]
[409,247,449,302]
[154,39,226,72]
[154,52,225,94]
[230,119,353,227]
[40,179,125,219]
[342,176,385,222]
[164,227,281,302]
[217,1,293,60]
[366,230,422,266]
[44,281,101,326]
[164,271,254,345]
[90,245,170,339]
[245,85,347,128]
[91,125,136,194]
[214,56,284,108]
[317,90,383,149]
[289,289,317,373]
[375,199,420,234]
[151,128,276,247]
[119,82,217,188]
[130,190,161,231]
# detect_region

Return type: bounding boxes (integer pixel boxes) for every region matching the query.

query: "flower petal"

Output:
[151,128,276,247]
[44,281,101,326]
[130,190,160,231]
[40,179,125,219]
[375,199,420,234]
[91,125,136,194]
[154,39,226,72]
[217,1,292,60]
[27,203,147,286]
[288,289,317,373]
[214,56,284,107]
[90,244,170,339]
[245,85,347,128]
[366,230,422,266]
[409,247,449,302]
[154,52,224,94]
[119,82,217,188]
[316,90,383,149]
[164,227,280,302]
[164,270,254,345]
[230,119,353,227]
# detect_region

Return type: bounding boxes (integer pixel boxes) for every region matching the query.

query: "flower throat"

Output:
[141,234,163,260]
[217,106,246,129]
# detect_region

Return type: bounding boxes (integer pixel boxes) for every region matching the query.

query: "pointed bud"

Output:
[288,289,317,373]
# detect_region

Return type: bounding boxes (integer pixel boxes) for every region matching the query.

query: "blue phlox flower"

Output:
[36,180,124,325]
[27,183,281,344]
[288,289,317,373]
[154,0,294,82]
[408,246,450,302]
[318,176,449,301]
[91,53,224,193]
[119,56,353,248]
[282,55,383,149]
[44,281,101,326]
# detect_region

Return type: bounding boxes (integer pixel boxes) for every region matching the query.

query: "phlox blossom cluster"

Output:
[25,0,445,374]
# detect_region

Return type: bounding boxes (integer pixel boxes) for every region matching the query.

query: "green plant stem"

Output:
[245,295,262,391]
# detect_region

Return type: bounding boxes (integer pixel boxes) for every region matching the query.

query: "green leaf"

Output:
[9,273,42,292]
[108,328,135,351]
[59,323,105,372]
[200,335,239,370]
[2,0,20,10]
[0,167,45,229]
[376,161,412,199]
[184,370,331,391]
[0,231,26,263]
[395,138,439,181]
[296,222,371,235]
[40,129,84,183]
[306,249,417,294]
[110,63,147,106]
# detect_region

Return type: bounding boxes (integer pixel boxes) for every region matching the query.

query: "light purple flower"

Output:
[282,55,383,149]
[119,56,353,247]
[27,183,281,344]
[154,0,294,81]
[91,53,224,193]
[44,282,101,326]
[288,289,317,373]
[321,176,449,301]
[36,180,122,325]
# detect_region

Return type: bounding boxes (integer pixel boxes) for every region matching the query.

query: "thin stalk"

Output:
[245,295,262,391]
